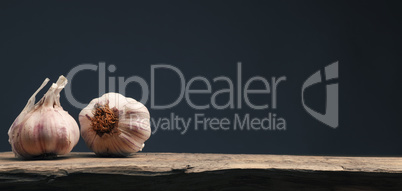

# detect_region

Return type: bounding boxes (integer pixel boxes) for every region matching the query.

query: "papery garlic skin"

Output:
[8,76,80,159]
[79,93,151,157]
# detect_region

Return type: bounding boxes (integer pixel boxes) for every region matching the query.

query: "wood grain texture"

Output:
[1,152,402,190]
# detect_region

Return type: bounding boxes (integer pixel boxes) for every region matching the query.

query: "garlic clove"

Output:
[79,92,151,157]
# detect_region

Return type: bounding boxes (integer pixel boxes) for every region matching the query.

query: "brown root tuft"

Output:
[91,103,119,136]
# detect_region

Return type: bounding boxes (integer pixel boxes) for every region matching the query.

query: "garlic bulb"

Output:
[79,93,151,156]
[8,76,80,159]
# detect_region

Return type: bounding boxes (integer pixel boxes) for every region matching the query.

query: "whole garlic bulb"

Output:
[8,76,80,159]
[79,93,151,156]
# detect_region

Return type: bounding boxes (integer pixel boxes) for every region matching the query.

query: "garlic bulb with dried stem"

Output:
[79,93,151,156]
[8,76,80,159]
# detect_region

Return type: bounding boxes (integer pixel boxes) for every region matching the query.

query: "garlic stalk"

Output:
[8,76,80,159]
[79,93,151,156]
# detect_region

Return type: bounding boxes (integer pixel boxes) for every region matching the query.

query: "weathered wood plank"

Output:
[1,152,402,190]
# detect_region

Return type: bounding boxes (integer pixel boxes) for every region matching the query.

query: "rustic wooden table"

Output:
[1,152,402,190]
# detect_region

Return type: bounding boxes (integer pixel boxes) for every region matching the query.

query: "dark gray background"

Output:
[1,0,401,155]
